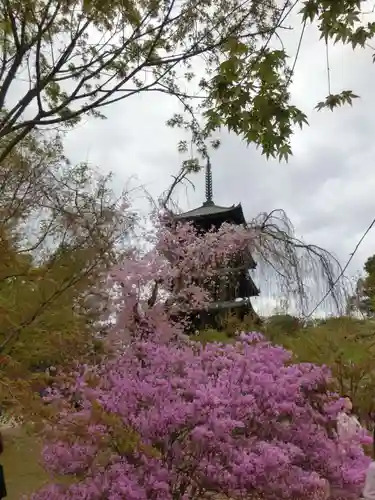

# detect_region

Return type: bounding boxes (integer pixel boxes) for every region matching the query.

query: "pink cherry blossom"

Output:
[106,216,256,344]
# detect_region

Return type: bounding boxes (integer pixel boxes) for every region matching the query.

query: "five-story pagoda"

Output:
[172,161,259,330]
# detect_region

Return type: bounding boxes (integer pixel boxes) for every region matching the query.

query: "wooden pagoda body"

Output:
[172,162,259,331]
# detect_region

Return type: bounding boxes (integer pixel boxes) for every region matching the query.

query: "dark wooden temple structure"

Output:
[173,161,259,330]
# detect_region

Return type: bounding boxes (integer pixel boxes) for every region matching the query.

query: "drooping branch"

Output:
[164,186,345,317]
[249,209,346,316]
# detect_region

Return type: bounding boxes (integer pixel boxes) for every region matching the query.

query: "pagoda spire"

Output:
[204,159,213,205]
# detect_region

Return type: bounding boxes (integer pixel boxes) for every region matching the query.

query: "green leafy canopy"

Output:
[0,0,374,164]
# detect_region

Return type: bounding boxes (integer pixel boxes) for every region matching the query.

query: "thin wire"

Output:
[305,217,375,319]
[286,18,306,87]
[325,40,331,94]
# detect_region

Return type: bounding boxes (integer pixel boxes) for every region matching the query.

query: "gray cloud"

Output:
[63,20,375,315]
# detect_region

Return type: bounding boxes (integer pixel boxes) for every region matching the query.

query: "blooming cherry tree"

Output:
[107,216,255,343]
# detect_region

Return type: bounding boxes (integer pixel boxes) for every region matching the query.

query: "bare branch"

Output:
[250,209,345,316]
[0,0,300,161]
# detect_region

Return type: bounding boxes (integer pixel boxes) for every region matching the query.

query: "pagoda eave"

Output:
[174,201,246,227]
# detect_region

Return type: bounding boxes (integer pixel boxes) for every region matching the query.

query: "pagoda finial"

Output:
[205,159,213,205]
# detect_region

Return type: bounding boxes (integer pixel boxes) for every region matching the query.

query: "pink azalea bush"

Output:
[30,333,371,500]
[28,217,371,499]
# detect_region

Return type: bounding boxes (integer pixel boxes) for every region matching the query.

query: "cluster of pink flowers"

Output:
[28,218,371,500]
[30,333,371,500]
[107,218,255,343]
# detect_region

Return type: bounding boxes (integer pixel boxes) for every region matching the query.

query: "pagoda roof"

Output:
[206,298,254,311]
[174,201,246,225]
[191,296,260,312]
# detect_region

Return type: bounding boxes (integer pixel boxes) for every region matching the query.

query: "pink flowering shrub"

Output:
[30,333,371,500]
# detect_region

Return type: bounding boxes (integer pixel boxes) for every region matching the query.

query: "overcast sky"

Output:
[63,16,375,316]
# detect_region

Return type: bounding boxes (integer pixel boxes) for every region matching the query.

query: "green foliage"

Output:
[190,328,236,345]
[315,91,359,111]
[263,314,302,341]
[301,0,375,48]
[279,317,375,421]
[0,132,133,417]
[203,47,308,161]
[348,254,375,317]
[0,0,374,165]
[300,1,375,115]
[363,255,375,310]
